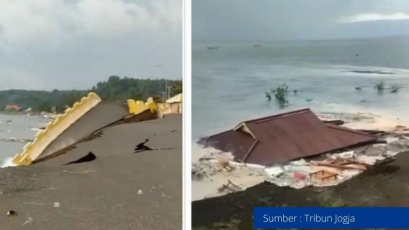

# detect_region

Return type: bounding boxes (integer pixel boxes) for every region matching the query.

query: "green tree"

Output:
[171,80,182,96]
[36,101,52,112]
[0,76,178,112]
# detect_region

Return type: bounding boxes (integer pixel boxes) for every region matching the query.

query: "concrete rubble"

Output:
[263,146,400,189]
[191,110,409,201]
[193,131,409,200]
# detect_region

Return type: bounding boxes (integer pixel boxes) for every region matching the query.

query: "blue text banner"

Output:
[254,207,409,229]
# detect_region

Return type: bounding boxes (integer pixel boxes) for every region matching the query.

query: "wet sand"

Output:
[0,115,182,230]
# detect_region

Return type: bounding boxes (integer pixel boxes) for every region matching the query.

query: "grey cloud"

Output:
[193,0,409,41]
[0,0,181,90]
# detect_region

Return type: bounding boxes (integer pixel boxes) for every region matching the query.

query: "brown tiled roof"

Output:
[204,109,377,166]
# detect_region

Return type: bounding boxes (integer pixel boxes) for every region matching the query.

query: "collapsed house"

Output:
[12,92,173,166]
[201,109,378,166]
[157,93,183,115]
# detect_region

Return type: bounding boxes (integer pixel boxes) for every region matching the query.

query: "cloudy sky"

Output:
[0,0,181,90]
[193,0,409,42]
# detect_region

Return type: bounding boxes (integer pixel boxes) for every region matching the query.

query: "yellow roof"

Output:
[166,93,182,103]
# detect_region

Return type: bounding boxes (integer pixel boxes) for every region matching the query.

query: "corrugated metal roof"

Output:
[204,109,377,166]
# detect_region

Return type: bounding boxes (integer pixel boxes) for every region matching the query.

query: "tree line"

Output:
[0,76,182,113]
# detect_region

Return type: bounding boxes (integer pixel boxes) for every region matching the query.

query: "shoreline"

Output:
[0,112,53,162]
[0,115,182,230]
[0,110,59,117]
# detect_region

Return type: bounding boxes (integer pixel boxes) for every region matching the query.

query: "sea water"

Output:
[0,114,48,166]
[193,37,409,143]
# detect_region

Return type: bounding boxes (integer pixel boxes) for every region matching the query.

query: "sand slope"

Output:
[0,115,182,230]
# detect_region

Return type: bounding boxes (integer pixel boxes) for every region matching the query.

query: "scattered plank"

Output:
[312,162,367,170]
[323,120,345,126]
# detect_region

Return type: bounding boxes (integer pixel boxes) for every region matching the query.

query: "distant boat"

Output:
[207,46,219,50]
[253,44,262,48]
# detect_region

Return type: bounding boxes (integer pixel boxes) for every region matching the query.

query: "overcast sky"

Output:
[193,0,409,42]
[0,0,181,90]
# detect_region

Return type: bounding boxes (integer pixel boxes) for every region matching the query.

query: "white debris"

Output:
[338,151,355,159]
[22,217,33,226]
[327,151,356,160]
[290,158,308,166]
[385,136,400,143]
[192,131,409,201]
[384,151,399,157]
[264,165,284,177]
[137,190,143,195]
[356,155,385,165]
[339,170,361,179]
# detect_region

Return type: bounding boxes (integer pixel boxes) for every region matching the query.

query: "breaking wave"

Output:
[1,157,17,168]
[333,64,409,76]
[343,70,395,75]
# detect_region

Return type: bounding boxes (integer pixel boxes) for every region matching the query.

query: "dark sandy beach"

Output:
[0,115,182,230]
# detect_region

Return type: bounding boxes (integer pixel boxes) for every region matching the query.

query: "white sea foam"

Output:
[1,157,17,168]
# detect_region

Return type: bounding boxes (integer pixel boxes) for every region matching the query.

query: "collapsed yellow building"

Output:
[157,93,183,115]
[12,92,177,166]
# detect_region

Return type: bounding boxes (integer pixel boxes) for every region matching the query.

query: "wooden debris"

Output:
[310,170,338,183]
[199,157,214,161]
[323,120,344,126]
[217,160,234,172]
[313,162,367,170]
[325,157,371,167]
[357,129,388,135]
[218,180,242,193]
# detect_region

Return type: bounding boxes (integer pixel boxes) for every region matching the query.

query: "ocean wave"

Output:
[330,64,409,75]
[250,64,409,80]
[342,70,395,75]
[0,157,17,168]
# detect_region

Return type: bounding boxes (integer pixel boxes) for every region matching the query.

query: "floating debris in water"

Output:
[0,138,32,143]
